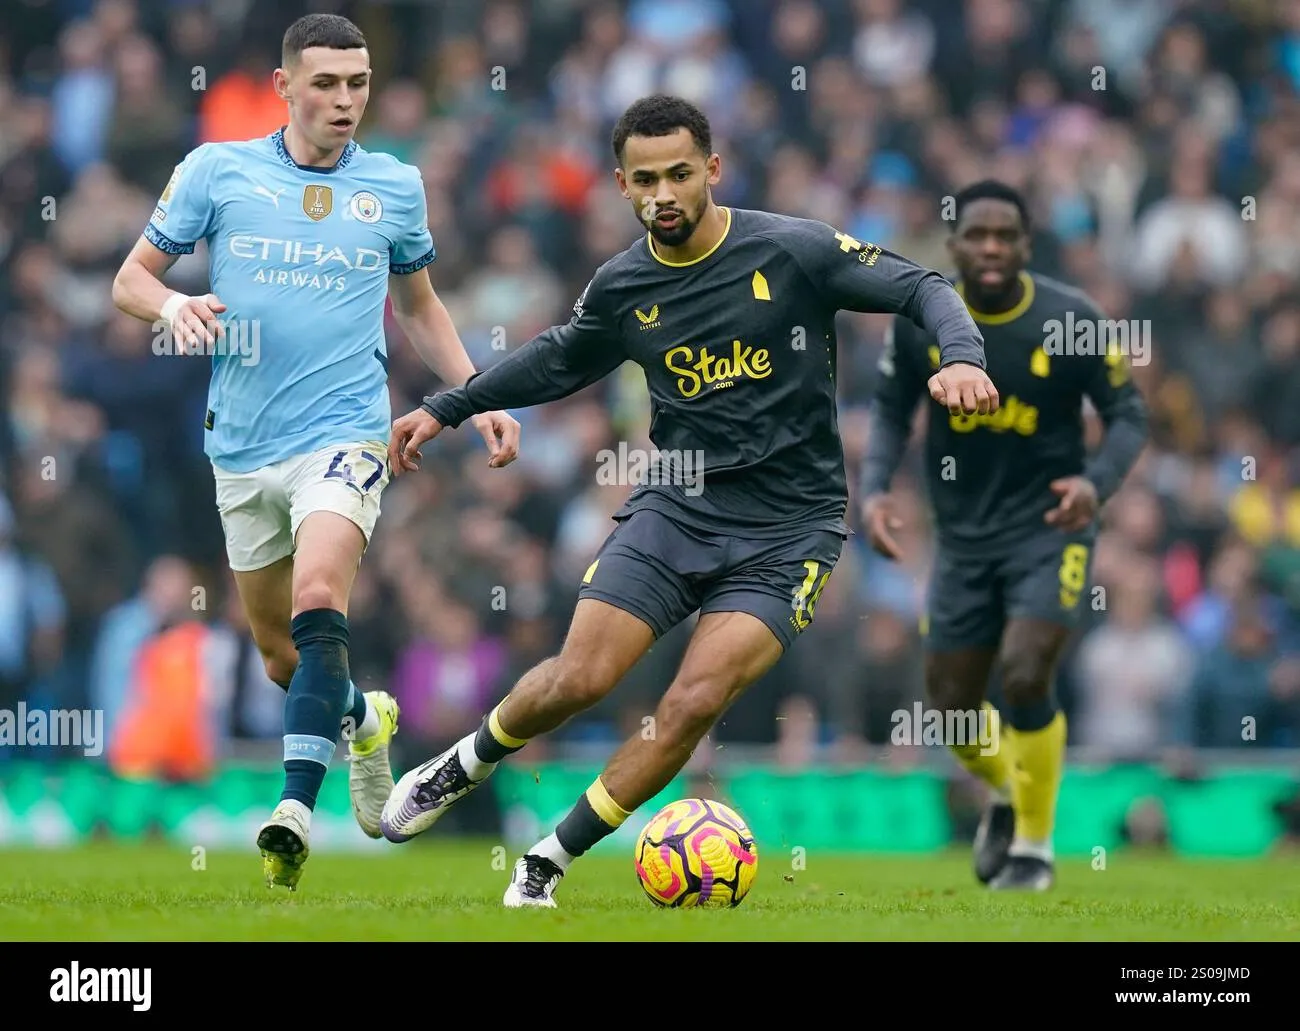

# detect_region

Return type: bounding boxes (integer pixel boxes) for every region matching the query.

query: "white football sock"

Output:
[456,732,496,781]
[529,832,578,871]
[1008,836,1053,862]
[354,693,381,740]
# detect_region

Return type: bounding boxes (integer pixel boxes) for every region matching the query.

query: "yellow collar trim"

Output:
[957,270,1035,324]
[647,207,732,267]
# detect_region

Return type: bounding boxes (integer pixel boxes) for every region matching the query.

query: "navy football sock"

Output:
[281,609,351,809]
[277,672,367,738]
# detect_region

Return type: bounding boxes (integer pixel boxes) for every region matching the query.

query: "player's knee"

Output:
[924,660,978,714]
[259,646,297,690]
[292,577,342,617]
[657,677,729,742]
[924,674,961,714]
[999,650,1053,709]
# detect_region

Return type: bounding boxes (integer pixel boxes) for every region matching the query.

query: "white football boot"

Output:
[503,854,564,908]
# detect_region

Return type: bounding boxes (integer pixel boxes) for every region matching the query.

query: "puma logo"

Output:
[253,185,285,207]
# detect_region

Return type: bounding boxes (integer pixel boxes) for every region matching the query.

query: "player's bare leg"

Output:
[233,557,298,687]
[255,512,377,889]
[925,648,1015,883]
[503,611,783,907]
[987,618,1070,891]
[234,551,398,845]
[489,601,658,739]
[602,611,783,807]
[381,599,655,842]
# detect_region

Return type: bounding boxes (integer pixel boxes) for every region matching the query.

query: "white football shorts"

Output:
[212,440,391,572]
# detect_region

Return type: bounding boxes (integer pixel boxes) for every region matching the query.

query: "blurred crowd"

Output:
[2,0,1300,782]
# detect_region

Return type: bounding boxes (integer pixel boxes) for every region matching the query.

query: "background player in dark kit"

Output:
[381,96,999,906]
[861,180,1148,891]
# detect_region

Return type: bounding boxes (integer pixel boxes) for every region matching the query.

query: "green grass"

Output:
[0,841,1296,941]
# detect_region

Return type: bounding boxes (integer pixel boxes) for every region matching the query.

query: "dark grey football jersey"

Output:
[864,270,1149,550]
[423,207,986,538]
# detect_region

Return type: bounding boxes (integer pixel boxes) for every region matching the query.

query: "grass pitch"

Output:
[0,841,1296,941]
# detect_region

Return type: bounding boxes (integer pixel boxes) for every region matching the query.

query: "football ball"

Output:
[634,798,758,908]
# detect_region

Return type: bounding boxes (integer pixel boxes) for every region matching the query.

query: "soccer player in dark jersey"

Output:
[861,180,1148,891]
[378,95,998,907]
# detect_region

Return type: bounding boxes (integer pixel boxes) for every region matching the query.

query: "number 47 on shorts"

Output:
[325,448,385,493]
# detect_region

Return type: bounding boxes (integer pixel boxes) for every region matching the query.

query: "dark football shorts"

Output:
[577,508,846,651]
[922,527,1098,651]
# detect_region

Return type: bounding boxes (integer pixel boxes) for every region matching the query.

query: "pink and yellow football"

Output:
[634,798,758,908]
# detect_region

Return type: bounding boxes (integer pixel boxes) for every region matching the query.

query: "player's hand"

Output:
[862,493,904,560]
[1044,476,1098,531]
[470,410,521,468]
[928,362,999,416]
[167,293,226,354]
[389,408,444,476]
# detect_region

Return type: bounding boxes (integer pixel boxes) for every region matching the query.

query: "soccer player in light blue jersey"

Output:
[111,13,520,890]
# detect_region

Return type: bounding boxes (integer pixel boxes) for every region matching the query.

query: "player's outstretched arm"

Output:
[776,223,998,414]
[388,269,520,467]
[856,252,998,416]
[389,271,629,476]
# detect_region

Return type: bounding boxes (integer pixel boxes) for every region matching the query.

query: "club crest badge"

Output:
[349,191,382,223]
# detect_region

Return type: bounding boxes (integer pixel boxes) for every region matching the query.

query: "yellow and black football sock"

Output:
[949,701,1011,803]
[1002,699,1067,862]
[456,701,528,779]
[531,778,632,871]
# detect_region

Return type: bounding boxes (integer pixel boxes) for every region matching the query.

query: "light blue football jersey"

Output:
[144,128,435,473]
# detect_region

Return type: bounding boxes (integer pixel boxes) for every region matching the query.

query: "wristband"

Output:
[160,292,190,325]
